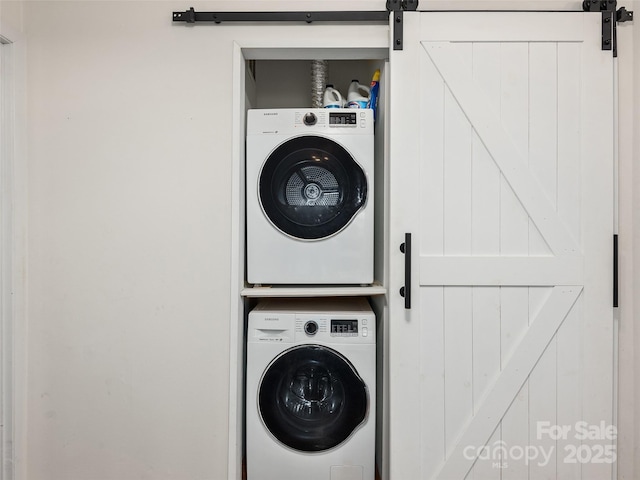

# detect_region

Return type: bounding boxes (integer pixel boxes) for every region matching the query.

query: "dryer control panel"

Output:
[329,112,357,126]
[245,108,373,133]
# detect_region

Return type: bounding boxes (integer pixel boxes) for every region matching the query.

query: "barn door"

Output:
[389,12,615,480]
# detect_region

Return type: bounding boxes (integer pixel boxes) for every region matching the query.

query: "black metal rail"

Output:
[172,1,418,50]
[172,9,389,24]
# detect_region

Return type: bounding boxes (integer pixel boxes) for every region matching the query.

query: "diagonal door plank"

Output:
[433,286,582,480]
[423,42,581,257]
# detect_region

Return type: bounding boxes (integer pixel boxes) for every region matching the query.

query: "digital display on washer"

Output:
[329,112,357,125]
[331,319,358,335]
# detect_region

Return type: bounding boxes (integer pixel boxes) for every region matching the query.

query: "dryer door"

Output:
[259,135,367,240]
[258,344,368,452]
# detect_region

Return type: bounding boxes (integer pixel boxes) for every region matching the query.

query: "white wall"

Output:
[25,1,234,478]
[1,1,22,34]
[18,0,640,479]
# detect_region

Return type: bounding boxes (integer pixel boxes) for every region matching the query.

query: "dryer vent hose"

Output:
[311,60,328,109]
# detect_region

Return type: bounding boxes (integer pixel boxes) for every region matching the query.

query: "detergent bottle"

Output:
[322,85,344,108]
[366,70,380,122]
[346,79,370,109]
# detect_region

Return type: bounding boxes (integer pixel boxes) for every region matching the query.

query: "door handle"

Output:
[399,233,412,309]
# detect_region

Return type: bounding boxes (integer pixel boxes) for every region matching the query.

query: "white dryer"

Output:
[246,297,376,480]
[246,109,374,284]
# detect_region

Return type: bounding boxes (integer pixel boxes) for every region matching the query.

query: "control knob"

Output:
[304,321,318,336]
[303,112,317,126]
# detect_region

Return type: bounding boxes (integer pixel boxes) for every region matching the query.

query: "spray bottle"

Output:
[366,69,380,122]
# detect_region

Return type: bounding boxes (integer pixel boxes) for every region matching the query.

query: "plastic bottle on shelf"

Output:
[346,79,370,109]
[322,84,345,108]
[366,70,380,122]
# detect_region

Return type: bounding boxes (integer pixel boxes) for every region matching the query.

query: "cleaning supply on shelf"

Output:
[346,79,370,109]
[323,84,345,108]
[366,69,380,122]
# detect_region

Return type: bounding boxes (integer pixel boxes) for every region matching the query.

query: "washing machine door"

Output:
[258,344,368,452]
[259,135,367,240]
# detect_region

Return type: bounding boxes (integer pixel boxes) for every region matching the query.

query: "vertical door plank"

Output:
[472,287,501,408]
[470,287,502,479]
[420,287,446,479]
[471,135,501,255]
[444,287,474,455]
[443,43,473,256]
[500,287,531,480]
[528,338,558,479]
[557,42,582,252]
[556,294,583,480]
[528,42,558,256]
[420,42,446,256]
[499,43,530,256]
[528,288,558,480]
[471,43,501,257]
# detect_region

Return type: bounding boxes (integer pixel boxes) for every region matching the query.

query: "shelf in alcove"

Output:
[241,282,386,298]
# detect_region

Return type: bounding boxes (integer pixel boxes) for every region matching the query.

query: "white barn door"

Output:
[389,12,615,480]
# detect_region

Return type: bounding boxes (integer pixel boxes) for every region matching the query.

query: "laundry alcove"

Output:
[227,28,392,480]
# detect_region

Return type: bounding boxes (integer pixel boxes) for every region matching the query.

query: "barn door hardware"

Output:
[386,0,419,51]
[399,233,412,310]
[172,2,419,50]
[582,0,633,56]
[613,234,619,308]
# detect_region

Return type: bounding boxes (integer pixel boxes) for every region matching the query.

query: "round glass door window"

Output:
[259,136,367,240]
[258,345,368,452]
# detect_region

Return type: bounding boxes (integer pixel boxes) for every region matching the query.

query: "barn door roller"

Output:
[386,0,419,51]
[172,1,419,50]
[582,0,633,56]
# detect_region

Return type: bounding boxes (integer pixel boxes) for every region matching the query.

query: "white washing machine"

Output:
[246,108,374,284]
[246,297,376,480]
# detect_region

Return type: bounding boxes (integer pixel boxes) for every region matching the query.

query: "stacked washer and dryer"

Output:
[245,108,376,480]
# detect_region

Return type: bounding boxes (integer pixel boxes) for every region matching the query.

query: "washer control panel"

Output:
[249,299,375,345]
[294,317,372,340]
